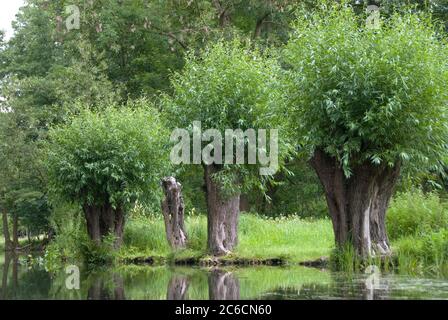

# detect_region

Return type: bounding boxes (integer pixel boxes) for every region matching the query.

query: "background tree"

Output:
[282,4,448,257]
[44,102,170,248]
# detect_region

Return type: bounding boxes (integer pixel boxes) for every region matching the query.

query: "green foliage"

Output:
[387,190,448,240]
[282,3,448,175]
[395,230,448,276]
[44,203,87,270]
[163,39,290,194]
[165,39,280,134]
[7,190,51,235]
[45,101,171,209]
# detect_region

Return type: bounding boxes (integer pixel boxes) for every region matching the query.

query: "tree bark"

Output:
[204,164,240,256]
[2,210,12,251]
[310,149,400,257]
[208,269,240,300]
[369,164,400,255]
[83,203,125,248]
[161,177,188,249]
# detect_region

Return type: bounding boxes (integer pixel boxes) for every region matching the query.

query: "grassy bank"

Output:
[119,214,335,265]
[41,190,448,275]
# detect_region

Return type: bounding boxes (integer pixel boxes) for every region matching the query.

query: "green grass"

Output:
[392,229,448,277]
[119,214,334,264]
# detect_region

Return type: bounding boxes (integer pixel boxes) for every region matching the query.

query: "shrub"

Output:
[395,230,448,276]
[387,190,448,240]
[45,100,171,247]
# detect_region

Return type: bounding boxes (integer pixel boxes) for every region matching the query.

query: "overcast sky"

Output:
[0,0,25,40]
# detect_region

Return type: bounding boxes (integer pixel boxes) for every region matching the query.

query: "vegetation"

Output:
[45,102,170,247]
[2,0,448,291]
[282,4,448,257]
[120,212,334,264]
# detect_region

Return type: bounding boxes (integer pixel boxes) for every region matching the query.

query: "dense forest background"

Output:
[1,0,448,244]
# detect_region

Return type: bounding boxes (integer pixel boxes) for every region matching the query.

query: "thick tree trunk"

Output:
[2,210,12,251]
[208,269,240,300]
[167,275,189,300]
[310,149,400,257]
[370,164,400,255]
[204,164,240,256]
[83,203,125,248]
[161,177,188,249]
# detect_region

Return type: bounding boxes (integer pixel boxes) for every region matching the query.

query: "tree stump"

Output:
[161,177,188,249]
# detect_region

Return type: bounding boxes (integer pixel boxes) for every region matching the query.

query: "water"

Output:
[1,252,448,300]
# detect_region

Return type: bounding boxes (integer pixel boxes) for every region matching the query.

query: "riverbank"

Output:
[35,192,448,276]
[118,214,335,267]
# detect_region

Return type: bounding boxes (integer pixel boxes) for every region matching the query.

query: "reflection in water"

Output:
[1,252,51,299]
[87,274,125,300]
[208,269,240,300]
[1,251,448,300]
[1,253,19,299]
[167,274,189,300]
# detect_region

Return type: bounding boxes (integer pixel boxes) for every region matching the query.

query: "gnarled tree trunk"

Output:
[204,164,240,256]
[310,149,400,257]
[83,203,125,249]
[161,177,188,249]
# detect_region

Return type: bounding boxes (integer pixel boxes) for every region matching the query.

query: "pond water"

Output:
[1,252,448,300]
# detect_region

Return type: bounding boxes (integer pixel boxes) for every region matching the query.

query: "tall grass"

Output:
[387,189,448,276]
[121,213,334,263]
[387,189,448,240]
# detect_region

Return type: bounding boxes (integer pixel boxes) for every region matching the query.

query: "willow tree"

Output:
[282,5,448,257]
[164,41,283,256]
[45,101,169,248]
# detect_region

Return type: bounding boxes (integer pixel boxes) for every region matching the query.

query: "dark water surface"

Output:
[1,252,448,300]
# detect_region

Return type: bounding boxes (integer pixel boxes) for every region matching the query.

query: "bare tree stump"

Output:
[161,177,188,249]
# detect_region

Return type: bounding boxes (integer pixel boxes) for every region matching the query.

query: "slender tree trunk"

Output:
[2,210,12,251]
[204,164,240,256]
[83,203,125,248]
[161,177,188,249]
[12,213,18,250]
[167,275,189,300]
[208,269,240,300]
[310,149,400,257]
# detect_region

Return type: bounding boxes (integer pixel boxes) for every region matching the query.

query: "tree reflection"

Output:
[208,269,240,300]
[87,273,125,300]
[167,274,189,300]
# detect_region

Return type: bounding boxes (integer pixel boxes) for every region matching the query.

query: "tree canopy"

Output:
[282,4,448,176]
